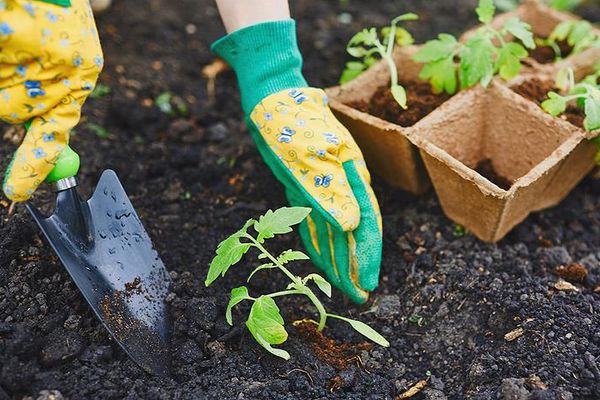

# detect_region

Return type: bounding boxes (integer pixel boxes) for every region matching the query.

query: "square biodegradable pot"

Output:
[413,82,596,243]
[326,45,433,195]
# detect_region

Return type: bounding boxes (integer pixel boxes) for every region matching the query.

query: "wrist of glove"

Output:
[1,0,103,202]
[213,20,382,304]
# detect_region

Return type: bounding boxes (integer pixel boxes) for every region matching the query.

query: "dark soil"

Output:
[1,1,600,399]
[474,159,513,190]
[350,81,452,127]
[512,78,586,129]
[527,39,573,65]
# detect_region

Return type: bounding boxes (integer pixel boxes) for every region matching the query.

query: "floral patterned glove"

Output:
[1,0,103,202]
[212,21,382,303]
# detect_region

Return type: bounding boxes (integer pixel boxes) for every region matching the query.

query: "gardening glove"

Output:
[212,20,383,304]
[1,0,103,202]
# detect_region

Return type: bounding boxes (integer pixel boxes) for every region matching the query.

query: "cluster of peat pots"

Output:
[327,0,600,242]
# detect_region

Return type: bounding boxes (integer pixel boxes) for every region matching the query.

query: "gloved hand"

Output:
[212,20,382,303]
[1,0,103,202]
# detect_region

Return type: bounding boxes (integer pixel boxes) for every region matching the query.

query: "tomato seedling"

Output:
[205,207,389,360]
[340,13,418,109]
[542,64,600,134]
[536,20,600,61]
[414,0,535,94]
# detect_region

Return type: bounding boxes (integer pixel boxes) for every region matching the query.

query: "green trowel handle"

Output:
[46,146,81,183]
[23,120,81,183]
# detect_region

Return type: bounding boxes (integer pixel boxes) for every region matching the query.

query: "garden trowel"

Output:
[25,146,172,376]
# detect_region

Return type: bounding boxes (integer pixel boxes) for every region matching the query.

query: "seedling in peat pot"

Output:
[536,20,600,61]
[205,207,389,360]
[340,13,419,109]
[542,64,600,136]
[414,0,535,94]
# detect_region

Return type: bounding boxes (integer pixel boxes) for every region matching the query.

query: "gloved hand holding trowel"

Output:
[1,0,103,202]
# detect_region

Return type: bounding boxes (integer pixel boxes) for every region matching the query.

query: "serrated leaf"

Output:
[541,91,568,116]
[348,28,378,48]
[254,207,311,242]
[496,46,521,80]
[391,85,408,109]
[503,17,535,49]
[245,296,288,358]
[419,56,457,94]
[205,219,255,286]
[584,95,600,132]
[304,273,332,297]
[277,250,310,265]
[247,263,276,283]
[413,34,458,63]
[476,0,496,24]
[226,286,251,325]
[347,46,369,58]
[460,36,495,88]
[330,315,389,347]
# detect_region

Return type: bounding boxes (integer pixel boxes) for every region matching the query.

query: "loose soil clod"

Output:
[555,263,588,283]
[293,320,371,370]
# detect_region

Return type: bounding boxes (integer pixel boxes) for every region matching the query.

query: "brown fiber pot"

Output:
[413,82,595,242]
[327,0,599,242]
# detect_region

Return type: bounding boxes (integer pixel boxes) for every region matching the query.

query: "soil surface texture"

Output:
[1,1,600,399]
[527,39,573,65]
[350,81,452,127]
[512,78,586,129]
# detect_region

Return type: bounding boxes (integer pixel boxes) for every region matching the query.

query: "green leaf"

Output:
[550,21,574,42]
[393,12,419,22]
[494,0,520,11]
[476,0,496,24]
[460,36,495,89]
[549,0,583,11]
[277,250,310,265]
[205,219,255,286]
[254,207,311,242]
[304,273,332,297]
[568,21,593,47]
[87,123,110,139]
[584,95,600,132]
[391,85,408,109]
[340,61,366,84]
[503,17,535,49]
[90,83,111,99]
[413,34,458,63]
[226,286,251,325]
[347,28,378,48]
[541,91,568,116]
[495,45,522,80]
[155,92,173,114]
[247,263,276,282]
[381,27,414,47]
[419,56,457,94]
[245,296,289,359]
[329,314,390,347]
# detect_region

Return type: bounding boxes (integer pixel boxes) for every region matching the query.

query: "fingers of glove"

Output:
[343,160,383,291]
[0,0,103,105]
[3,93,86,202]
[286,186,370,303]
[249,87,362,232]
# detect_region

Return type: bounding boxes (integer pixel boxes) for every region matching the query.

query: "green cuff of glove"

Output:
[211,19,308,115]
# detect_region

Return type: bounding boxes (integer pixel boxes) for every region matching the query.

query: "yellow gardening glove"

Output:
[1,0,103,202]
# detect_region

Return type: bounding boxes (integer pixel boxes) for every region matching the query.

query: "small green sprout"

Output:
[542,65,600,133]
[87,122,110,139]
[414,0,535,94]
[340,13,419,109]
[536,20,600,61]
[205,207,389,360]
[453,224,467,238]
[90,83,112,99]
[155,92,189,117]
